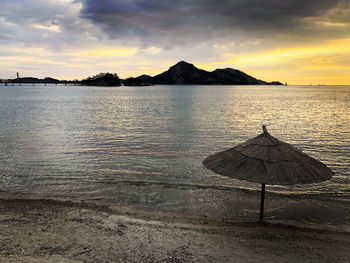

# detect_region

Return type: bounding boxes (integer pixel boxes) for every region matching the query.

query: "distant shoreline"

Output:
[1,83,350,87]
[0,61,284,86]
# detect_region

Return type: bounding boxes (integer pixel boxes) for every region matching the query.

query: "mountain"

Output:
[151,61,213,85]
[150,61,281,85]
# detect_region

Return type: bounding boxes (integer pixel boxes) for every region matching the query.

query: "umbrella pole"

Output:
[259,183,265,221]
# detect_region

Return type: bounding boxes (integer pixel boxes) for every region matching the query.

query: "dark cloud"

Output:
[0,0,104,49]
[322,1,350,23]
[79,0,348,47]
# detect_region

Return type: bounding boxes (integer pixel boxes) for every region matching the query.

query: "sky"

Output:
[1,0,350,84]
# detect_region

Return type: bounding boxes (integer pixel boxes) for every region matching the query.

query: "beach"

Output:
[1,195,350,263]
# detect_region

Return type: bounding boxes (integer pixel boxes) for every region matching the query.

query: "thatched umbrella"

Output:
[202,125,334,221]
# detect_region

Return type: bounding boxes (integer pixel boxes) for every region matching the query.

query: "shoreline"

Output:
[1,189,350,232]
[1,195,350,262]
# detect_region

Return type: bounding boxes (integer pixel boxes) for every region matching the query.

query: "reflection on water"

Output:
[0,84,349,226]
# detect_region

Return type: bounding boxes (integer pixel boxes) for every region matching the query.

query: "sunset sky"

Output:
[1,0,350,84]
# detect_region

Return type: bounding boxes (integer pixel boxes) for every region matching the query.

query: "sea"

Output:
[0,84,349,228]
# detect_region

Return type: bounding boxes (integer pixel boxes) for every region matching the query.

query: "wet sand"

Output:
[0,196,350,263]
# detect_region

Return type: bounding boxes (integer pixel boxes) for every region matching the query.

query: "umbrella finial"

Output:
[262,125,268,134]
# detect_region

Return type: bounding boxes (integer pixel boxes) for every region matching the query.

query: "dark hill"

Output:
[7,77,60,83]
[212,68,265,85]
[80,73,121,86]
[136,74,152,81]
[150,61,280,85]
[124,77,153,86]
[151,61,214,85]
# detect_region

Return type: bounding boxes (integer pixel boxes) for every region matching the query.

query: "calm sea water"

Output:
[0,84,349,226]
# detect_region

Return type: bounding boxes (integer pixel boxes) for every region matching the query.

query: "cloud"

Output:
[79,0,349,48]
[1,0,349,51]
[0,0,105,49]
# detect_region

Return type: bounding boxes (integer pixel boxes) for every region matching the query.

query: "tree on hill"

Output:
[81,72,121,86]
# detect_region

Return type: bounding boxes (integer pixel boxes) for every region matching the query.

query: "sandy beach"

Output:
[0,195,349,263]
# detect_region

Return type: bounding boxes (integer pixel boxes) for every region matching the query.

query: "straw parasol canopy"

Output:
[202,125,334,221]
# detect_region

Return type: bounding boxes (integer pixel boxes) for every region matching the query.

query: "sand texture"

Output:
[0,198,350,263]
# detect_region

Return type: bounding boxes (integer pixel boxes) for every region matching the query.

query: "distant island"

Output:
[1,61,282,86]
[1,73,118,86]
[145,61,282,85]
[2,77,79,85]
[6,77,62,84]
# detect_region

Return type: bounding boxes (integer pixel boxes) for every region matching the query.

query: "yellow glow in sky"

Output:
[201,38,350,85]
[229,38,350,66]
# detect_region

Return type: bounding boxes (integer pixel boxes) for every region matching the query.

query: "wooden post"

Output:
[259,183,265,221]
